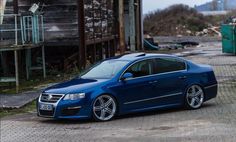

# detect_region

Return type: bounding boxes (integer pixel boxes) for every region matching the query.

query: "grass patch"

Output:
[0,101,37,118]
[0,69,79,94]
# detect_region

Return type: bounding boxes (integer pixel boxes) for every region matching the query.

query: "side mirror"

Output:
[121,73,133,81]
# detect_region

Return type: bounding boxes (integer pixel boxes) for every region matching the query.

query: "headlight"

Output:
[63,93,86,100]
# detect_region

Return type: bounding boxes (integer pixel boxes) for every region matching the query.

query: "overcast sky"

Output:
[143,0,213,14]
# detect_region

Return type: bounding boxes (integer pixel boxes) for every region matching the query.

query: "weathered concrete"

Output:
[0,91,40,109]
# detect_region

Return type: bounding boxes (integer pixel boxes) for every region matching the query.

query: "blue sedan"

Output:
[38,53,218,121]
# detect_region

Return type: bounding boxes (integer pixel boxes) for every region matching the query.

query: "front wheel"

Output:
[185,85,204,109]
[92,95,117,121]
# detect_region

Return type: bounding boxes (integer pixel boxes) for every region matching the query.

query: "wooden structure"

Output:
[0,13,46,92]
[0,0,143,90]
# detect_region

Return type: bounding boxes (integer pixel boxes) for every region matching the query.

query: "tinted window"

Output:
[154,58,186,74]
[125,59,154,78]
[81,60,129,79]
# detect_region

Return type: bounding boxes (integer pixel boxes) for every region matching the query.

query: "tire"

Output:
[185,85,204,109]
[92,95,117,122]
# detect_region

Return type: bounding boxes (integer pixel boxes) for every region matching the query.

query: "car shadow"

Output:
[39,102,217,124]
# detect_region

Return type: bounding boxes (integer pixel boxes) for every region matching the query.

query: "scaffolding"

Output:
[0,13,45,92]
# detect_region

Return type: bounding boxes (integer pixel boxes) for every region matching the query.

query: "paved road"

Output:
[1,42,236,142]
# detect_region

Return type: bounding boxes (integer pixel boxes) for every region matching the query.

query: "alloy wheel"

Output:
[186,85,204,109]
[93,95,116,121]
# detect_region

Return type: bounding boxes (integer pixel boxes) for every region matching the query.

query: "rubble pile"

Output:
[196,26,221,37]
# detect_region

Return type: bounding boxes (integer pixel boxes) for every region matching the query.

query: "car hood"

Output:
[43,78,109,94]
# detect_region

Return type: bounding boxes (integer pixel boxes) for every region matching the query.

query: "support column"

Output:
[25,49,31,80]
[42,45,46,78]
[140,0,144,50]
[14,50,19,93]
[136,0,141,51]
[118,0,126,54]
[77,0,86,69]
[129,0,136,52]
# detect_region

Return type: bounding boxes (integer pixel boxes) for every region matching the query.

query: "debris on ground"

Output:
[196,26,221,37]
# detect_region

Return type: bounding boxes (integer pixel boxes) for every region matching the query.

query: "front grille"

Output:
[40,94,64,103]
[39,109,55,117]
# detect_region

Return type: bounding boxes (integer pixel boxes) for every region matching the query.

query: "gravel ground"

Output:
[1,42,236,142]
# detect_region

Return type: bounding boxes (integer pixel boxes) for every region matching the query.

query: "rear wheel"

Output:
[185,85,204,109]
[92,95,117,121]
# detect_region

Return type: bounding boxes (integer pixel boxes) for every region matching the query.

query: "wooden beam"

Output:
[14,50,19,93]
[136,0,143,51]
[77,0,86,69]
[118,0,126,54]
[13,0,18,14]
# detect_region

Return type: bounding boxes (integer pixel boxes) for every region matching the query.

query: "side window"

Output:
[154,58,186,74]
[125,59,154,78]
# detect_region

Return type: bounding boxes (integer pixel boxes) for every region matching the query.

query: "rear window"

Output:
[154,58,186,74]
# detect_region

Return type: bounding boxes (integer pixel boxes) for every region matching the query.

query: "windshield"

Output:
[81,60,129,79]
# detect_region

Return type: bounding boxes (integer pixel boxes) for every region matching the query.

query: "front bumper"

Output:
[37,98,91,119]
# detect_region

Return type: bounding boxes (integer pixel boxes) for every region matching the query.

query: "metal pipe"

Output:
[20,16,25,44]
[15,15,18,45]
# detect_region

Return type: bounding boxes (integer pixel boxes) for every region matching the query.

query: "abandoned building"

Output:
[0,0,143,90]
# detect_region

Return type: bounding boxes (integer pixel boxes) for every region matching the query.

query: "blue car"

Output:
[38,53,218,121]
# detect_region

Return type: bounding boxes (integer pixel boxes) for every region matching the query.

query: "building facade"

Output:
[0,0,143,89]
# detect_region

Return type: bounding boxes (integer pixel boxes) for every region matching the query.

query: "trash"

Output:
[196,26,221,37]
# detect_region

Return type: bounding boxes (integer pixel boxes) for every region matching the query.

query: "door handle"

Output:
[179,76,187,80]
[149,81,158,84]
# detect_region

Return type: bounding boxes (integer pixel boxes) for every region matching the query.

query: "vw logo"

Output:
[47,94,53,101]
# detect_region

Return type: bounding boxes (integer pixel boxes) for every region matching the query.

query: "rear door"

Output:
[151,57,188,106]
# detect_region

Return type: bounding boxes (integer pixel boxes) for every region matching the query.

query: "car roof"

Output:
[111,53,180,62]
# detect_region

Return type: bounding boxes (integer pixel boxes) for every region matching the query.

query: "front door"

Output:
[111,59,157,112]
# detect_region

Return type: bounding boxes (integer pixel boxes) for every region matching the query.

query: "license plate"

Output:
[39,104,53,111]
